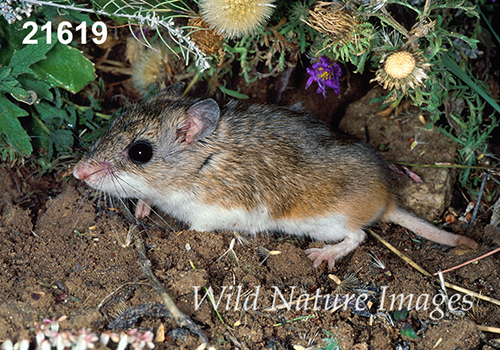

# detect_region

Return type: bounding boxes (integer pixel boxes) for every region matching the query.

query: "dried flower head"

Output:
[199,0,276,38]
[304,1,373,62]
[371,49,431,94]
[187,17,225,56]
[130,41,186,96]
[131,46,170,95]
[305,2,360,47]
[385,51,415,79]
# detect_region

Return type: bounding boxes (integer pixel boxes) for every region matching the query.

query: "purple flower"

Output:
[305,55,342,98]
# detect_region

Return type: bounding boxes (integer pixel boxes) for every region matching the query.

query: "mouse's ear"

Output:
[181,99,220,143]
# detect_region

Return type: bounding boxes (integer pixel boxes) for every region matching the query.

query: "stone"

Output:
[339,88,458,221]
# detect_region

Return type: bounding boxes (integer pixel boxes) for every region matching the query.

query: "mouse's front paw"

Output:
[135,199,151,219]
[305,245,341,270]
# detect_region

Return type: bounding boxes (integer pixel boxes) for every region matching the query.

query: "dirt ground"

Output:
[0,155,499,350]
[1,26,500,350]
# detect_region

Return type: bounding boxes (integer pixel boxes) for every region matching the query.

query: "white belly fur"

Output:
[153,190,350,242]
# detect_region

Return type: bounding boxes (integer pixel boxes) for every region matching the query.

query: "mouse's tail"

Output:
[383,207,478,249]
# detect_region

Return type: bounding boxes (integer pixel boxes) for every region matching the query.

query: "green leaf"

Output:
[9,33,57,77]
[219,85,249,99]
[11,89,37,105]
[34,100,76,127]
[424,122,434,130]
[0,92,32,157]
[17,76,53,101]
[394,308,408,322]
[31,43,96,94]
[0,77,21,93]
[401,322,419,339]
[32,101,77,158]
[0,78,34,103]
[0,17,48,66]
[38,5,92,24]
[0,66,12,80]
[443,53,500,114]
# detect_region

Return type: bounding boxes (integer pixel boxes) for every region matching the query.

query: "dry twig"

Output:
[367,229,500,307]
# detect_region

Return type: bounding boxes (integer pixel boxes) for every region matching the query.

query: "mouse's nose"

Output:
[73,160,109,181]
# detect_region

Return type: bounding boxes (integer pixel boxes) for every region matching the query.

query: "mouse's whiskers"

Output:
[104,172,175,232]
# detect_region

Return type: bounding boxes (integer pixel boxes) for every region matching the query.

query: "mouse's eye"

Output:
[128,141,153,164]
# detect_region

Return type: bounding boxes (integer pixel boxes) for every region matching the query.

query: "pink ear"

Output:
[184,115,205,144]
[183,99,220,144]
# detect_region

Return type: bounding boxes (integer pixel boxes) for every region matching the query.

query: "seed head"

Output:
[384,51,416,79]
[304,2,360,46]
[199,0,276,39]
[371,49,431,94]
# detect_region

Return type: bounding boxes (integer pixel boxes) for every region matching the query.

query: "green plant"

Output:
[394,308,419,339]
[300,0,499,194]
[1,0,498,198]
[0,0,209,166]
[199,0,321,96]
[0,7,96,165]
[319,330,341,350]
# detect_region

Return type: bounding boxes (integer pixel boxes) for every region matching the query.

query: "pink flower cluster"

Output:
[2,317,155,350]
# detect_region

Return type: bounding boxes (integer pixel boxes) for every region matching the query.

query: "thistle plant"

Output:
[304,1,373,71]
[299,0,499,194]
[0,0,498,198]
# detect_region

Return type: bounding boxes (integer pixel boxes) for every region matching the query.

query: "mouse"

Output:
[73,82,478,269]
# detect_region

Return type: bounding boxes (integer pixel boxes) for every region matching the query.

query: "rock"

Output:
[340,88,458,221]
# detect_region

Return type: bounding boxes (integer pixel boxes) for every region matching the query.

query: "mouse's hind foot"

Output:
[305,229,366,269]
